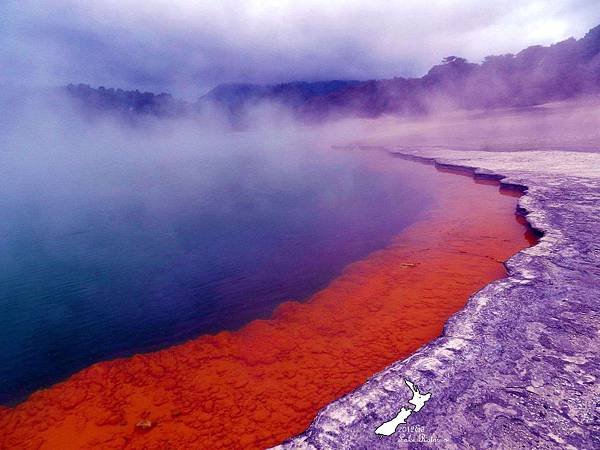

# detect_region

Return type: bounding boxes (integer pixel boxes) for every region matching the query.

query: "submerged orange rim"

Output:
[0,162,535,450]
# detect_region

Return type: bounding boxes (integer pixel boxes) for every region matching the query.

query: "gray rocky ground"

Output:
[275,149,600,449]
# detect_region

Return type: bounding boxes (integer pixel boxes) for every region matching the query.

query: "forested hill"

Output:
[64,23,600,124]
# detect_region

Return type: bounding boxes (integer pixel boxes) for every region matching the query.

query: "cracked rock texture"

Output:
[0,157,531,450]
[276,149,600,450]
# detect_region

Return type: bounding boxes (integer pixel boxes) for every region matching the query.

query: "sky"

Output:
[1,0,599,98]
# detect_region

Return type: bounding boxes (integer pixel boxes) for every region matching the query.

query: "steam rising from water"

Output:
[1,87,599,404]
[0,91,430,403]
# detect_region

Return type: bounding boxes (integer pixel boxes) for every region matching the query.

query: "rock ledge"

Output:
[276,149,600,450]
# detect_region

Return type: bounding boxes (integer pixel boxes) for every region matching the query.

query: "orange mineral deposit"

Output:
[0,161,535,450]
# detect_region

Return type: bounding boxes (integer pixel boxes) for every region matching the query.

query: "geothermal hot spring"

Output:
[0,112,535,449]
[0,122,431,403]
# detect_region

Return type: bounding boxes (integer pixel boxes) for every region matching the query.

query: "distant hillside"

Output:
[196,80,361,125]
[298,24,600,120]
[64,80,360,124]
[64,23,600,125]
[64,84,192,119]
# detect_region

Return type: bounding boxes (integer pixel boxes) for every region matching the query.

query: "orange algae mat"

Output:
[0,161,535,450]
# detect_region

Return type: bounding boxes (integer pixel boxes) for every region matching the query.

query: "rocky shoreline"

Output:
[0,153,530,449]
[276,148,600,449]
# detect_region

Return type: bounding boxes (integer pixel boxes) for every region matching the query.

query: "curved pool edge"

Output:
[275,148,600,450]
[0,150,533,450]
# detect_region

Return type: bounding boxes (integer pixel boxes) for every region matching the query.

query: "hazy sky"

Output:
[2,0,599,97]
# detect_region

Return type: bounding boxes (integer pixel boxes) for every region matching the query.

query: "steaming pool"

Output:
[0,131,440,404]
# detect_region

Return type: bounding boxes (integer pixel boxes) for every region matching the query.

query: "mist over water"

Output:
[0,94,437,404]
